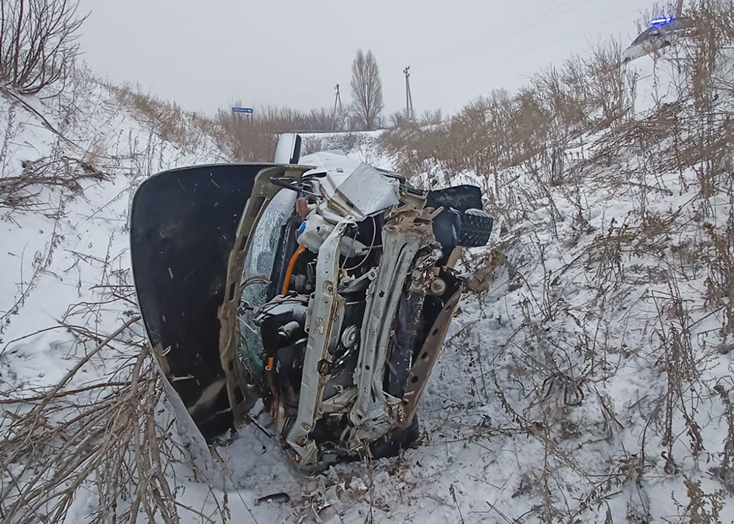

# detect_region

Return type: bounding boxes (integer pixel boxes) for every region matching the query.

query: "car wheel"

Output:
[457,209,493,247]
[370,415,422,459]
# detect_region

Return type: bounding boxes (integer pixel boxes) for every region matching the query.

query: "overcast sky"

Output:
[76,0,654,117]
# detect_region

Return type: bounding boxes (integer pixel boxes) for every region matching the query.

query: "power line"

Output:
[419,0,599,71]
[414,0,599,71]
[467,7,642,73]
[239,2,642,112]
[418,3,640,82]
[414,0,578,67]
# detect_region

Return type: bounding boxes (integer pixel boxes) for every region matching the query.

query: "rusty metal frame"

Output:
[398,271,462,429]
[349,207,435,434]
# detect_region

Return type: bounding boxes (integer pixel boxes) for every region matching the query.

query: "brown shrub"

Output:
[0,0,86,95]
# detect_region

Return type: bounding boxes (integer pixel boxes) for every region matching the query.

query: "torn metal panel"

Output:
[349,207,435,435]
[328,163,400,220]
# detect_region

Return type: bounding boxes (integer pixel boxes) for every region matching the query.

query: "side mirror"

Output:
[274,133,302,165]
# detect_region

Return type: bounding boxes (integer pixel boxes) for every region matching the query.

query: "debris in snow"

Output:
[255,491,291,505]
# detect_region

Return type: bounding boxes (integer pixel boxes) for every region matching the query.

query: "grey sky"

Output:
[76,0,652,117]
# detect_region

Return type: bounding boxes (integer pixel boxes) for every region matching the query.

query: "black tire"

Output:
[370,415,422,459]
[457,209,493,247]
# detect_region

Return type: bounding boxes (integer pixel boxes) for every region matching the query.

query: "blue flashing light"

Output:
[650,15,674,27]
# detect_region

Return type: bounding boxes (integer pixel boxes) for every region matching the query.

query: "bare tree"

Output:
[0,0,86,95]
[350,49,384,130]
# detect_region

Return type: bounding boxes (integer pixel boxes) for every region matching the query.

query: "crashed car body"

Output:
[130,136,492,472]
[622,16,697,63]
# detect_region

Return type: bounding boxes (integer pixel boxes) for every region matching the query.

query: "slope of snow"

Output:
[0,72,231,522]
[335,57,734,523]
[2,54,734,523]
[1,71,226,384]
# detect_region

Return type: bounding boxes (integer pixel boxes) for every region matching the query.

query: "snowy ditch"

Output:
[1,56,734,523]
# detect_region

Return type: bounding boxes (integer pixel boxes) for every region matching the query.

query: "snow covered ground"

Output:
[2,51,734,523]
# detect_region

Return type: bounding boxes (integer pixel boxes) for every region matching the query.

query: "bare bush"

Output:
[0,317,232,524]
[388,109,409,128]
[106,82,218,154]
[215,106,277,162]
[0,154,107,208]
[388,109,443,129]
[212,102,344,161]
[111,82,346,163]
[0,0,86,95]
[379,36,637,197]
[255,105,336,132]
[532,66,587,143]
[378,123,447,181]
[583,39,635,126]
[418,108,443,126]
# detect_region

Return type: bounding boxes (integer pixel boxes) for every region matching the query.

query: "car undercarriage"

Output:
[130,138,492,473]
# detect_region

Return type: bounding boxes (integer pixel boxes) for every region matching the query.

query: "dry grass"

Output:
[106,82,215,154]
[214,104,342,162]
[0,155,107,208]
[0,317,233,524]
[0,287,235,523]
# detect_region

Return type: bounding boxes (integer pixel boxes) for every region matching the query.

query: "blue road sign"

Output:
[232,107,253,114]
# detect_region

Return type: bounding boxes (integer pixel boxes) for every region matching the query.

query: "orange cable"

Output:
[281,244,306,295]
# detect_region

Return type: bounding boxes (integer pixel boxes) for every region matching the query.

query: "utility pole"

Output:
[403,66,414,123]
[332,84,343,131]
[674,0,684,17]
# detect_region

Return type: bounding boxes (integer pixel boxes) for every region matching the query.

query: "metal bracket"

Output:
[286,222,347,466]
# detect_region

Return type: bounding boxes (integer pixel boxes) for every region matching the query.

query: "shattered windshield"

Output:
[238,189,296,378]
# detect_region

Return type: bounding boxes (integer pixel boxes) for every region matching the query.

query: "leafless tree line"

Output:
[213,48,389,161]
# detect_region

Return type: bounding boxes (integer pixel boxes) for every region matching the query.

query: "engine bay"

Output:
[234,154,470,471]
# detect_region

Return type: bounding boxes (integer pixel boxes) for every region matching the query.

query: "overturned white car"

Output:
[130,135,492,472]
